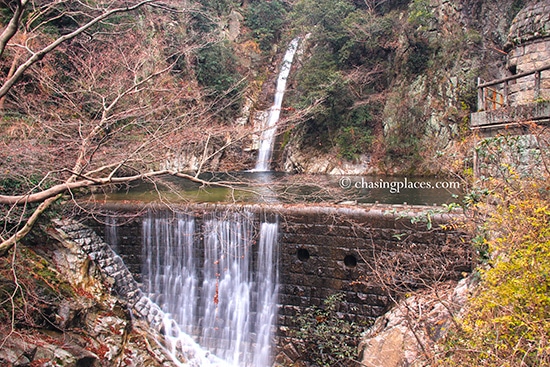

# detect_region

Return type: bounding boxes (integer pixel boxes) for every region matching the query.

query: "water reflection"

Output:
[87,172,463,206]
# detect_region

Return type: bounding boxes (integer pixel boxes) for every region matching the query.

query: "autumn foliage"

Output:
[442,130,550,366]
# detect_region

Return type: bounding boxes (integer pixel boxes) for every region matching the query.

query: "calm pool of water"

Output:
[86,172,463,206]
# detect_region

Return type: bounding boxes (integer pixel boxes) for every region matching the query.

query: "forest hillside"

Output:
[1,1,549,366]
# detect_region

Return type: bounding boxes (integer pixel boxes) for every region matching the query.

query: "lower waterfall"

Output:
[141,209,279,366]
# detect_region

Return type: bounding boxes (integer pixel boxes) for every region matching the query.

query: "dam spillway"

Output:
[87,202,472,365]
[141,209,278,366]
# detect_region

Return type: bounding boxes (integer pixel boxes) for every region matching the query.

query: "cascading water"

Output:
[252,222,279,367]
[104,216,118,252]
[141,209,279,366]
[254,37,301,172]
[142,211,198,334]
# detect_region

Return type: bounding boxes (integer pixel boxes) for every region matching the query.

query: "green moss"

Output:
[0,244,76,326]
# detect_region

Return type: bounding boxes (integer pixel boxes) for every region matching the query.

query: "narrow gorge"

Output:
[1,0,549,366]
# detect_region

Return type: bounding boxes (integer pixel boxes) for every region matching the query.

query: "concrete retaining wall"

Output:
[82,202,472,349]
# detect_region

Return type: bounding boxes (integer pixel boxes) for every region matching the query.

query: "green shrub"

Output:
[196,42,240,92]
[245,1,288,51]
[197,0,237,16]
[291,0,355,60]
[443,174,550,366]
[0,174,53,196]
[290,46,379,159]
[336,125,373,160]
[451,133,550,364]
[405,38,432,75]
[294,293,367,367]
[408,0,435,30]
[195,42,245,120]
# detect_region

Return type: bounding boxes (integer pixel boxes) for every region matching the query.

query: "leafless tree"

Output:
[0,0,247,253]
[0,0,326,254]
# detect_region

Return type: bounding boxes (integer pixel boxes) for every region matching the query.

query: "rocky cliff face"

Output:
[188,0,537,176]
[279,0,527,175]
[0,226,174,367]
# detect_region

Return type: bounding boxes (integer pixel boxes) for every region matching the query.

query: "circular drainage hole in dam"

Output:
[297,248,310,261]
[344,254,357,268]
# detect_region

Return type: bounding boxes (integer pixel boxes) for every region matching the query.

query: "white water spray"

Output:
[142,210,279,366]
[254,37,301,172]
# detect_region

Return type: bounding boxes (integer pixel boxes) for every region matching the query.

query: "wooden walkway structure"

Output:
[471,64,550,136]
[476,64,550,111]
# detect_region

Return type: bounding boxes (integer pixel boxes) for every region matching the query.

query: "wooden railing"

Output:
[477,64,550,111]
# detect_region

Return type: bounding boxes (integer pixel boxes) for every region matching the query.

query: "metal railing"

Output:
[477,64,550,111]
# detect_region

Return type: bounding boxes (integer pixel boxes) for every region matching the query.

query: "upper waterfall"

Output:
[254,37,301,172]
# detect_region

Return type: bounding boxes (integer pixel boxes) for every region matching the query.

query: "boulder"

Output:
[359,278,473,367]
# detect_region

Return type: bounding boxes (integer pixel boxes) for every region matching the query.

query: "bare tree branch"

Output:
[0,193,62,255]
[0,170,171,205]
[0,0,28,58]
[0,0,157,100]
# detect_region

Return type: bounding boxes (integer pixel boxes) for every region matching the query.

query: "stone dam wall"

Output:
[81,202,473,361]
